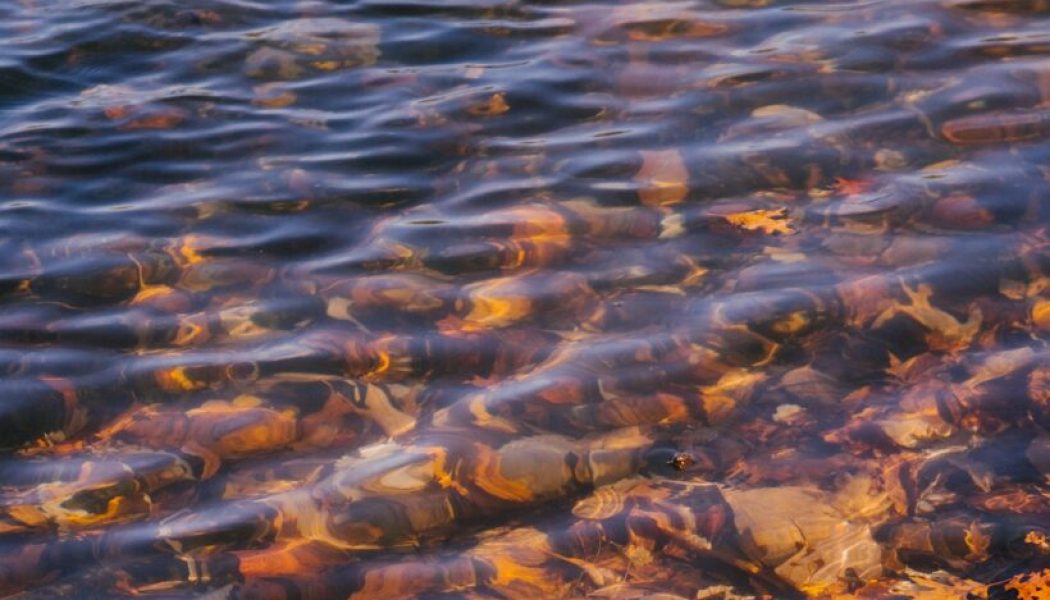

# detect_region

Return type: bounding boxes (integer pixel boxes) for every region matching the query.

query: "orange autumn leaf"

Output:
[460,277,534,330]
[834,176,873,196]
[154,366,208,393]
[1002,569,1050,600]
[1024,531,1050,553]
[1032,298,1050,331]
[830,571,989,600]
[635,149,689,206]
[871,282,981,352]
[128,284,191,313]
[724,207,794,235]
[468,93,510,117]
[891,572,988,600]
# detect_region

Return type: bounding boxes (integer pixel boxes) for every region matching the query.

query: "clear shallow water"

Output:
[0,0,1048,598]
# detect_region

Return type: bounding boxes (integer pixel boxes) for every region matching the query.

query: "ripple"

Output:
[0,0,1047,597]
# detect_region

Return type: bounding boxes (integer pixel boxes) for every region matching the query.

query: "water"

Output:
[0,0,1048,597]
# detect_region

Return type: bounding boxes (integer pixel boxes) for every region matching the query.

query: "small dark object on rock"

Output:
[668,452,695,471]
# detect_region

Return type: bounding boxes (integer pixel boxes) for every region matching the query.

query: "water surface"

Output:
[0,0,1048,598]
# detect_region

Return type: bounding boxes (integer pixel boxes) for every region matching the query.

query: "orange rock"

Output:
[929,193,994,230]
[636,149,689,206]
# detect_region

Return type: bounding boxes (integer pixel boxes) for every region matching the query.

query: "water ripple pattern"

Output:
[0,0,1048,598]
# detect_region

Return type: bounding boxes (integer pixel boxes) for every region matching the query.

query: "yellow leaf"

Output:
[871,283,982,352]
[468,92,510,116]
[461,280,533,330]
[1024,531,1050,553]
[155,366,207,393]
[724,207,794,234]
